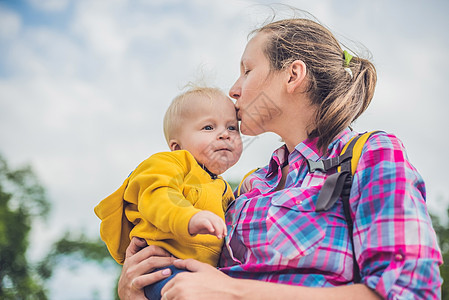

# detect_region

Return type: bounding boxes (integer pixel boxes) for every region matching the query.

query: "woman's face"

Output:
[229,32,284,136]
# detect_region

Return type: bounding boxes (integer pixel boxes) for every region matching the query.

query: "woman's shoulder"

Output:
[358,131,413,169]
[362,131,406,152]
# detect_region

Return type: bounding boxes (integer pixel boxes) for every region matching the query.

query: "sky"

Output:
[0,0,448,298]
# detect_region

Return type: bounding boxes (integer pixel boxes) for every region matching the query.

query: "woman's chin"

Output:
[240,124,264,136]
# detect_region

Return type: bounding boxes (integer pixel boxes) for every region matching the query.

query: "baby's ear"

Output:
[169,140,181,151]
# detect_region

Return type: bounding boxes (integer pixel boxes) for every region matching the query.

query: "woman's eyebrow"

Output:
[240,58,249,68]
[239,60,245,70]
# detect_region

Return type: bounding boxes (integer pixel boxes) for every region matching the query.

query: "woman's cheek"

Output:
[240,114,264,136]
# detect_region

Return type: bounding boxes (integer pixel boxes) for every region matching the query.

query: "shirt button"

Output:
[394,253,404,261]
[296,200,303,205]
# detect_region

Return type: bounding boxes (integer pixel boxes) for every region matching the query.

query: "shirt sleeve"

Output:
[352,132,443,299]
[124,151,201,240]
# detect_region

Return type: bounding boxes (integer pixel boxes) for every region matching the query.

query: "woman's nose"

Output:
[229,79,241,100]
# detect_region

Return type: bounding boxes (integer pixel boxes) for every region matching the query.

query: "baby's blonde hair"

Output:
[163,85,229,145]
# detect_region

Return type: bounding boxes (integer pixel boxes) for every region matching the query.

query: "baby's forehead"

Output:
[180,95,236,119]
[184,92,231,103]
[181,93,234,110]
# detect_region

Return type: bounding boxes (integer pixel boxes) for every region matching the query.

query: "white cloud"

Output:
[0,0,448,297]
[0,7,21,39]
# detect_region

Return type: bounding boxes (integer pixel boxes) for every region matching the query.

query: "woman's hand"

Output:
[161,259,237,300]
[118,237,176,300]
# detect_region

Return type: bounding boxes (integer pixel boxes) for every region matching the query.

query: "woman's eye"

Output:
[244,69,251,75]
[203,125,213,130]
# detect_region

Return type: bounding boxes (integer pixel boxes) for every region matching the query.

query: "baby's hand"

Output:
[188,211,227,239]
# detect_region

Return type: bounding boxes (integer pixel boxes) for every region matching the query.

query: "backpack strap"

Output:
[309,131,381,211]
[309,136,360,212]
[307,130,382,283]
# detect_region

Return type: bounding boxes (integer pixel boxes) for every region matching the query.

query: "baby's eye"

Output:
[228,125,237,131]
[203,125,213,130]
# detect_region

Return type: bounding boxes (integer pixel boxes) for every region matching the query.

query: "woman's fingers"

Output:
[126,237,148,258]
[129,244,172,265]
[161,259,230,299]
[132,268,172,290]
[172,258,211,273]
[161,259,204,295]
[118,245,176,299]
[130,251,176,280]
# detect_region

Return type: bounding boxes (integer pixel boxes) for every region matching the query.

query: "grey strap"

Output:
[315,171,350,211]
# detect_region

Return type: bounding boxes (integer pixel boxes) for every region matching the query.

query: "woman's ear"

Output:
[286,60,307,94]
[169,140,182,151]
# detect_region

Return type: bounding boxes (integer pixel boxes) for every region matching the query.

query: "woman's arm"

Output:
[118,242,380,300]
[161,259,381,300]
[352,132,442,298]
[118,237,176,300]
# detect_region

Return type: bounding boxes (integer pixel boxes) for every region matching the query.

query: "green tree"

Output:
[0,153,119,298]
[430,207,449,299]
[38,232,119,299]
[0,154,50,299]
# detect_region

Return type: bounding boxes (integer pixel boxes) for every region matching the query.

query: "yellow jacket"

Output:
[94,150,233,266]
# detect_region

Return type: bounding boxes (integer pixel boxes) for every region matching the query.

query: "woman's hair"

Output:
[253,18,377,152]
[163,85,228,144]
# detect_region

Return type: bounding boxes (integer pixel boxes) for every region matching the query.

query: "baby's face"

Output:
[176,95,242,175]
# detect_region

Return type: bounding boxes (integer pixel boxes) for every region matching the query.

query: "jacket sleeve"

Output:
[352,132,443,299]
[94,178,134,265]
[125,151,201,240]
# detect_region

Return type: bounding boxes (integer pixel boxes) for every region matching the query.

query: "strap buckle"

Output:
[306,159,325,172]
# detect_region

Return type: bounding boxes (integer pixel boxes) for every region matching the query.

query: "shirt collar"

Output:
[293,128,357,161]
[265,128,357,177]
[326,128,358,156]
[266,144,289,177]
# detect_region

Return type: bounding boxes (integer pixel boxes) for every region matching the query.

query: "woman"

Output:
[118,18,442,299]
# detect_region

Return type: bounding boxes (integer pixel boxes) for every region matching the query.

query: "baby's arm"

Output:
[188,211,227,239]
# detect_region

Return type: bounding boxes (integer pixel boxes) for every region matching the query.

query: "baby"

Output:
[94,86,242,299]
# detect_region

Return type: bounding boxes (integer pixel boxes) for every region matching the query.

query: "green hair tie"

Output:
[343,50,353,78]
[343,50,353,67]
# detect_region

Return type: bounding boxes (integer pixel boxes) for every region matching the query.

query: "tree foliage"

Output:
[0,153,119,298]
[0,154,50,299]
[430,209,449,299]
[38,232,117,280]
[38,232,120,299]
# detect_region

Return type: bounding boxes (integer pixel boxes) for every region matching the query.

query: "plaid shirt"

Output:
[219,129,442,299]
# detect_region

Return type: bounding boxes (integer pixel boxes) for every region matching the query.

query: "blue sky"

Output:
[1,0,448,298]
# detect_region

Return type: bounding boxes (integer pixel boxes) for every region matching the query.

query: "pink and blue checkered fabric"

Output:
[219,129,442,299]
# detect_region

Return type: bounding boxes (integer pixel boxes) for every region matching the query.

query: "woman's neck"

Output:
[276,105,316,153]
[282,131,308,153]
